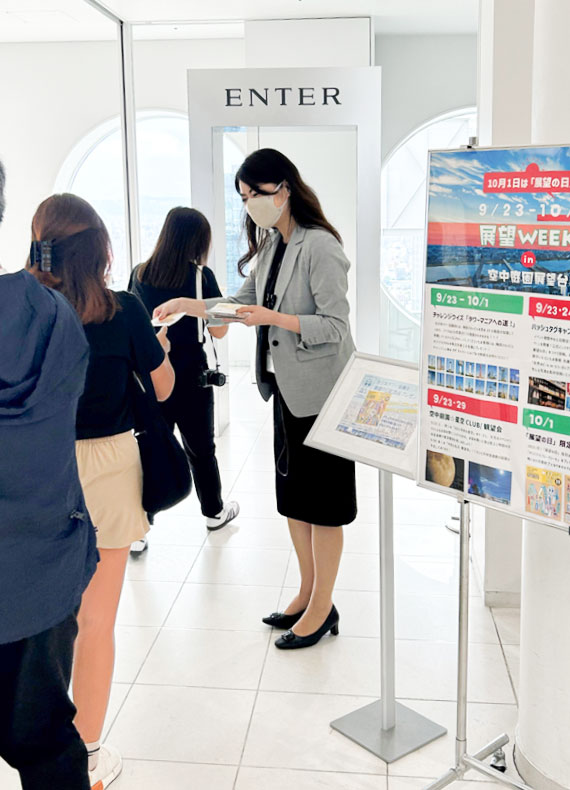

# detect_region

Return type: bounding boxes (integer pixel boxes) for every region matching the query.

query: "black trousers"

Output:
[161,361,224,518]
[0,612,89,790]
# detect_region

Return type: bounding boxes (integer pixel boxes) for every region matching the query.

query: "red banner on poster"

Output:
[529,297,570,320]
[483,163,570,194]
[427,389,518,424]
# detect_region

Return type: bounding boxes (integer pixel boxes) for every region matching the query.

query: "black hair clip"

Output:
[30,240,54,272]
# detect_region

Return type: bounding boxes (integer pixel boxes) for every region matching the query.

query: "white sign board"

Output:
[305,353,419,479]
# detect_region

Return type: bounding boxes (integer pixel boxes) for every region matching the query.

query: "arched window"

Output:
[380,108,477,361]
[55,111,247,291]
[55,111,191,286]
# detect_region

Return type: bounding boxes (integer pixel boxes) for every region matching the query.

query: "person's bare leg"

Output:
[293,525,343,636]
[283,518,314,615]
[73,547,130,744]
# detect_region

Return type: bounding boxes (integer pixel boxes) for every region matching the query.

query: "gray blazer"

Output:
[205,225,355,418]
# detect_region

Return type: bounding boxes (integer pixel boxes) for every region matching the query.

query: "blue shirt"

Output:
[0,271,98,644]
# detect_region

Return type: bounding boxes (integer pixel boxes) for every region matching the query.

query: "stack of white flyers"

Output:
[206,303,248,321]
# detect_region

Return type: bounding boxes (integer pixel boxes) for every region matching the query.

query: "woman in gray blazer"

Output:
[154,148,357,650]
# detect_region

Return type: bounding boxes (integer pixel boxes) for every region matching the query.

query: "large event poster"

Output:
[419,145,570,529]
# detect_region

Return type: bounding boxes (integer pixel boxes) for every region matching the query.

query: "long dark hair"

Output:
[138,207,212,289]
[235,148,341,275]
[28,193,116,324]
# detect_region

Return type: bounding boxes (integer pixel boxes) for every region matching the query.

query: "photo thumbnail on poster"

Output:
[425,451,464,492]
[419,144,570,527]
[337,374,417,451]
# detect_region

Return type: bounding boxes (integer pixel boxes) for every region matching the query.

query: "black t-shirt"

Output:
[129,264,222,367]
[76,291,165,440]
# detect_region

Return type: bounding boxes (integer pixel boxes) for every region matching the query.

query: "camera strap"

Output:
[195,263,205,343]
[195,263,221,372]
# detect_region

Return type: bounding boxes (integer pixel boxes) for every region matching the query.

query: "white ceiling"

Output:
[0,0,116,41]
[0,0,478,42]
[105,0,478,33]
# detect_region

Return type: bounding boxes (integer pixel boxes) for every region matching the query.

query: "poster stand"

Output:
[306,352,447,763]
[331,468,447,762]
[305,353,447,761]
[424,501,534,790]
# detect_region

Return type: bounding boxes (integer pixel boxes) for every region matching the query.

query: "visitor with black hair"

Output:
[129,207,239,543]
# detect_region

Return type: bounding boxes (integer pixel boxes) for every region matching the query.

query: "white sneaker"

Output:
[206,501,240,531]
[89,744,122,789]
[130,537,148,555]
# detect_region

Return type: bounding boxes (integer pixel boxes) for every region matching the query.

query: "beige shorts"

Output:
[76,431,149,550]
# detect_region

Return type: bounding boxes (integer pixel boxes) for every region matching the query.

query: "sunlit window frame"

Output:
[381,106,477,327]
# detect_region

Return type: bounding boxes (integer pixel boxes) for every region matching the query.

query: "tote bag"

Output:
[132,372,192,514]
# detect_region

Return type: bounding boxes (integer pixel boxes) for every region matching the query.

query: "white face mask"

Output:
[245,183,288,229]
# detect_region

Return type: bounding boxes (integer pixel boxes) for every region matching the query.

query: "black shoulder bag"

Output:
[132,371,192,514]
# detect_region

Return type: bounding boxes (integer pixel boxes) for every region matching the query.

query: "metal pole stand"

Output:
[331,469,447,762]
[424,502,534,790]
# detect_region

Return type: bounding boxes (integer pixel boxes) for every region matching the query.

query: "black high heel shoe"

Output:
[274,605,339,650]
[262,609,306,629]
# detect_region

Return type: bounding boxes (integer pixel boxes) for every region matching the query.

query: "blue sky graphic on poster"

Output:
[426,146,570,294]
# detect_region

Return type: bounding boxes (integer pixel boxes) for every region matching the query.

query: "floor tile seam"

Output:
[195,545,292,554]
[171,582,481,593]
[325,549,465,559]
[103,680,135,741]
[233,606,277,785]
[231,546,295,776]
[490,609,520,706]
[359,494,455,504]
[237,764,389,777]
[180,580,300,589]
[115,626,501,643]
[135,625,278,633]
[251,687,517,705]
[131,681,267,694]
[137,624,273,635]
[387,521,464,528]
[307,635,504,645]
[119,683,519,705]
[121,530,211,689]
[118,755,241,766]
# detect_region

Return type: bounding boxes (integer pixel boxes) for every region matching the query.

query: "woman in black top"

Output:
[28,194,174,789]
[130,207,239,531]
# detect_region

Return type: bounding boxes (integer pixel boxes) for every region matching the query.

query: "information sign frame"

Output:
[305,351,419,479]
[418,143,570,531]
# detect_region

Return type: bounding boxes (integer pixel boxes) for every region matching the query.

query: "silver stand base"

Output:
[331,700,447,763]
[425,734,535,790]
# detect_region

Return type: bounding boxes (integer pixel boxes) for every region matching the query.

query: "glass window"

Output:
[55,112,247,292]
[55,111,190,287]
[380,108,477,361]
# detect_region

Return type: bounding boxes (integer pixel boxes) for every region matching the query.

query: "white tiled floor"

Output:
[0,367,523,790]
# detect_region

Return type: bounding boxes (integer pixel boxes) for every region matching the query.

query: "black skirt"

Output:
[273,390,357,527]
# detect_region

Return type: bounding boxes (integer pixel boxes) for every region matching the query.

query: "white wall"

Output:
[0,38,245,272]
[0,41,120,270]
[376,34,478,159]
[132,38,245,113]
